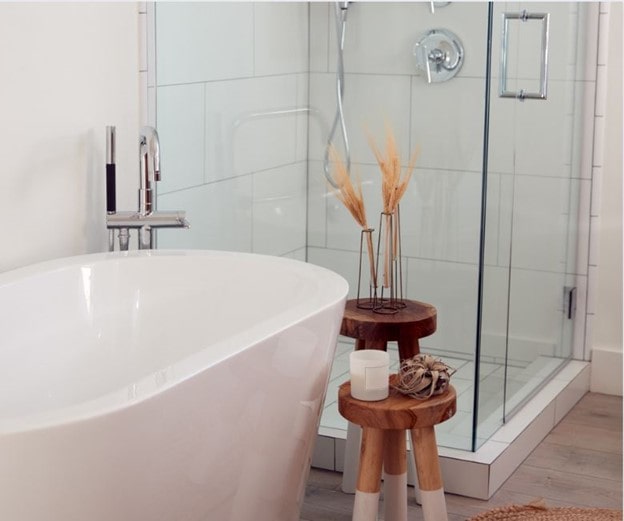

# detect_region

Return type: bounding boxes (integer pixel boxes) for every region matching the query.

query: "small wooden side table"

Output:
[339,379,456,521]
[340,298,438,494]
[340,299,437,359]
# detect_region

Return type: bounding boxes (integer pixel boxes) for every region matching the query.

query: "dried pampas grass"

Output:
[328,145,368,229]
[328,146,376,287]
[368,126,419,214]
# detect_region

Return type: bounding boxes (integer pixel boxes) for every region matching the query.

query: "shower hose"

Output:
[323,1,351,188]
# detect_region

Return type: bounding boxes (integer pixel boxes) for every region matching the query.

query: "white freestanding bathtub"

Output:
[0,250,348,521]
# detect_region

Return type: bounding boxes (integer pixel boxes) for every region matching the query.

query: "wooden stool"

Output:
[340,299,437,494]
[340,299,437,357]
[339,379,456,521]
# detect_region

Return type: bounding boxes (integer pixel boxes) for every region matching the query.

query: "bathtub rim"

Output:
[0,249,348,435]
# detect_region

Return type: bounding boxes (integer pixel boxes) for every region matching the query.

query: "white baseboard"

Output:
[590,346,623,396]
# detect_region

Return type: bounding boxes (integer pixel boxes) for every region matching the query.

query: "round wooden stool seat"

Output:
[340,299,437,360]
[338,379,456,431]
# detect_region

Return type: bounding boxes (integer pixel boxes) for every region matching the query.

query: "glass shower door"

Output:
[478,2,591,444]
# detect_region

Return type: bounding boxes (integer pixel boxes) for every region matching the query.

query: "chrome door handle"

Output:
[500,10,550,100]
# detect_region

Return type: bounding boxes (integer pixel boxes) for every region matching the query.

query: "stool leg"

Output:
[353,427,384,521]
[410,427,448,521]
[383,429,407,521]
[397,336,420,361]
[342,421,362,493]
[407,431,422,505]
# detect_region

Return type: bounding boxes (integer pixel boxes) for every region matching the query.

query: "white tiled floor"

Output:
[320,340,570,451]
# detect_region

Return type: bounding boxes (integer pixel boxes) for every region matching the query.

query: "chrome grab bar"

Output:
[499,10,550,100]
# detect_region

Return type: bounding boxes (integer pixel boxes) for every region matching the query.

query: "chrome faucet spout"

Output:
[139,126,161,216]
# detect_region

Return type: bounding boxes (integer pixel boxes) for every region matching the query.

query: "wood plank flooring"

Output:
[300,392,622,520]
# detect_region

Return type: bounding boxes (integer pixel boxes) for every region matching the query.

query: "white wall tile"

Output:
[307,160,328,249]
[157,84,205,194]
[295,73,310,163]
[592,114,606,167]
[513,81,574,178]
[507,269,568,359]
[595,65,608,117]
[564,179,583,273]
[309,72,412,166]
[405,258,480,356]
[307,247,359,300]
[483,173,501,267]
[204,75,299,181]
[597,12,611,65]
[571,274,588,360]
[252,163,307,256]
[586,265,599,315]
[412,77,489,173]
[157,178,252,252]
[574,179,591,276]
[401,169,482,264]
[578,4,600,81]
[155,2,254,85]
[325,163,383,253]
[254,3,308,76]
[572,80,596,180]
[480,266,511,361]
[309,3,329,73]
[511,175,571,272]
[334,3,488,78]
[495,173,514,268]
[588,215,602,268]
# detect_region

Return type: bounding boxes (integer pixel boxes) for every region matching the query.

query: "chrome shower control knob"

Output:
[413,28,464,83]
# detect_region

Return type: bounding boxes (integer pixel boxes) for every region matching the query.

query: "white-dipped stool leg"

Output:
[410,426,448,521]
[407,430,422,505]
[352,427,384,521]
[342,421,362,494]
[420,489,449,521]
[353,491,380,521]
[383,429,407,521]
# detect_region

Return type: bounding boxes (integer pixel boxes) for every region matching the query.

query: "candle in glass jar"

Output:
[349,350,390,401]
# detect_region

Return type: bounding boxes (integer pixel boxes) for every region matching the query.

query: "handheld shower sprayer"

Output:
[106,126,117,251]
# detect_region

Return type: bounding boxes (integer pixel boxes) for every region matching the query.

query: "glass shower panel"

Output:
[308,2,491,452]
[478,2,591,445]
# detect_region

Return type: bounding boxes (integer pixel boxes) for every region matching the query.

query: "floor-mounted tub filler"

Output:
[0,250,348,521]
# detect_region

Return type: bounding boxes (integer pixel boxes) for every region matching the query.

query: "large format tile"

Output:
[155,2,253,85]
[158,177,252,251]
[254,2,308,76]
[405,257,480,357]
[252,163,307,256]
[204,75,299,180]
[156,84,205,194]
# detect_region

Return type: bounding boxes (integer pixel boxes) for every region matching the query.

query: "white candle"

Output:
[349,350,390,401]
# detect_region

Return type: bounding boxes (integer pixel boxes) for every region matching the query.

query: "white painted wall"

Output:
[0,3,140,273]
[590,2,622,396]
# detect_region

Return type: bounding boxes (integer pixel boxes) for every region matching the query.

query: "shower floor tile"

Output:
[320,341,570,451]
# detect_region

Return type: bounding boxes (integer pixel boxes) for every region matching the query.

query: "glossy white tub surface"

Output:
[0,250,348,521]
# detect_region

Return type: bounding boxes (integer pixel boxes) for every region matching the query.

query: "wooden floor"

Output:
[301,392,623,520]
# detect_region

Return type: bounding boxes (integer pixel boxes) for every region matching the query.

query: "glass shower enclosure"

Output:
[153,2,594,451]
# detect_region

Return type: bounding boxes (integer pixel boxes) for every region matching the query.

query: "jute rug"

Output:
[467,499,623,521]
